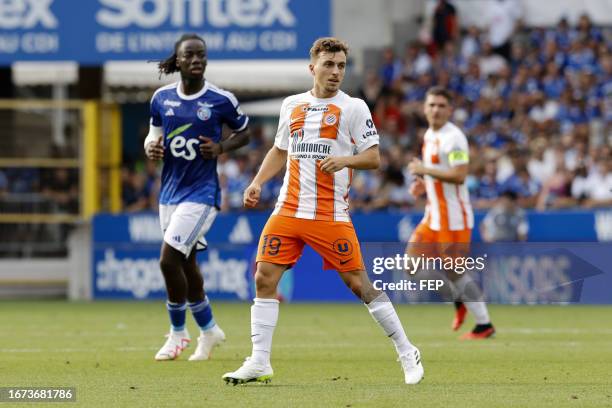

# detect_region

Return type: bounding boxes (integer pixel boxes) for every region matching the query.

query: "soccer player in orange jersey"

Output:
[407,86,495,339]
[222,38,424,385]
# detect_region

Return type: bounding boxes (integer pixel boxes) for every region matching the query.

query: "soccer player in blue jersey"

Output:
[144,34,250,361]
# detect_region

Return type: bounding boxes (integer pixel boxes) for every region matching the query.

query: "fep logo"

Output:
[0,0,58,29]
[96,0,296,29]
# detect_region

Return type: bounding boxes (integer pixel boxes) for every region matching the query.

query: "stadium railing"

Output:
[0,99,121,297]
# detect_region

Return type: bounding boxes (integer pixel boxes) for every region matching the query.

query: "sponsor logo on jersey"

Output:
[290,141,332,155]
[303,105,329,112]
[290,128,304,142]
[167,123,192,139]
[164,108,175,116]
[163,100,181,107]
[362,130,378,139]
[362,118,377,139]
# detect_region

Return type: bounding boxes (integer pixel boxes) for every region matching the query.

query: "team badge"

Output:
[324,113,337,126]
[197,106,211,121]
[333,238,353,256]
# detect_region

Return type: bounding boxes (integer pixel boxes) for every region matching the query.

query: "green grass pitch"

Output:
[1,302,611,407]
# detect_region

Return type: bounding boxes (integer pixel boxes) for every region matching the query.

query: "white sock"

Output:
[454,274,491,325]
[250,298,279,366]
[365,292,414,356]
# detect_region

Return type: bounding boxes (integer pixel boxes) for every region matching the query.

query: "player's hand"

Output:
[243,182,261,208]
[408,158,425,176]
[409,177,426,197]
[145,136,164,161]
[199,136,222,159]
[319,156,348,174]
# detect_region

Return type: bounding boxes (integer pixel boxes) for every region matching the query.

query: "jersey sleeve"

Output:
[444,129,470,167]
[220,92,249,132]
[274,98,290,150]
[150,94,162,127]
[349,98,379,153]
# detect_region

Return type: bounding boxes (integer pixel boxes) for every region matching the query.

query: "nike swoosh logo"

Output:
[339,258,353,265]
[251,334,260,338]
[387,331,396,338]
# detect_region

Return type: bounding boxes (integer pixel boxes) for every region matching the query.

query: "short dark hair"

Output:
[309,37,349,60]
[157,34,206,77]
[425,86,453,104]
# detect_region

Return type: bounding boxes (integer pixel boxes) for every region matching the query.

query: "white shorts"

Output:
[159,202,218,256]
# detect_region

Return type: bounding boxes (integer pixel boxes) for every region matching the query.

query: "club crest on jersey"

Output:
[324,113,337,126]
[197,106,211,121]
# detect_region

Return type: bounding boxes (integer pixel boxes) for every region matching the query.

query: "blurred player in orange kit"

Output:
[222,37,424,385]
[407,86,495,339]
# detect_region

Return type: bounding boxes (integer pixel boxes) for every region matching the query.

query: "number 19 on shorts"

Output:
[260,235,282,256]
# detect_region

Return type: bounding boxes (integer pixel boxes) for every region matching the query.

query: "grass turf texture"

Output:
[1,302,611,408]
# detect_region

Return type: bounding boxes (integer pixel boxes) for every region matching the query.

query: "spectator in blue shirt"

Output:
[379,47,403,88]
[501,166,540,207]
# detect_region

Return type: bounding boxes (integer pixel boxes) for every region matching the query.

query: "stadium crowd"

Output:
[122,13,611,213]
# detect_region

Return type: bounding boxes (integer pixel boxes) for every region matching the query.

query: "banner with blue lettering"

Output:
[0,0,330,64]
[91,210,612,302]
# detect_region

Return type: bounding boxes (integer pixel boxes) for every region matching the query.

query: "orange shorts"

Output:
[407,223,472,258]
[256,215,365,272]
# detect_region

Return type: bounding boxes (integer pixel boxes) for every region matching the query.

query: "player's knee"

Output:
[254,270,275,294]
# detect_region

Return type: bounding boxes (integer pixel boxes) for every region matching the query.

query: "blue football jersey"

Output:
[150,81,249,207]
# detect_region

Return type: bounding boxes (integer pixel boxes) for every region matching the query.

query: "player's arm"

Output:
[320,99,381,174]
[144,97,164,160]
[221,128,250,153]
[200,94,251,159]
[199,128,251,159]
[244,146,288,208]
[409,176,426,197]
[144,123,164,161]
[319,145,380,173]
[408,159,468,184]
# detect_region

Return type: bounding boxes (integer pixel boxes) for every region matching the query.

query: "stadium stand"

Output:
[124,14,611,213]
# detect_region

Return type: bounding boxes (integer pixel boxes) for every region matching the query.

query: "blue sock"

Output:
[166,301,187,332]
[189,297,216,331]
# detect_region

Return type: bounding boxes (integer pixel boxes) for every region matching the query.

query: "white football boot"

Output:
[222,357,273,385]
[188,325,226,361]
[398,347,424,384]
[154,329,191,361]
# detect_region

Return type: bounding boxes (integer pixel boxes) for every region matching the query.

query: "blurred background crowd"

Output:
[121,3,611,214]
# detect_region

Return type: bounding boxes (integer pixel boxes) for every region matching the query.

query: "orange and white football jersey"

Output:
[421,121,474,231]
[272,90,379,222]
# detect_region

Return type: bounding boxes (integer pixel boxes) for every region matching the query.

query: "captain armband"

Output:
[448,150,469,166]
